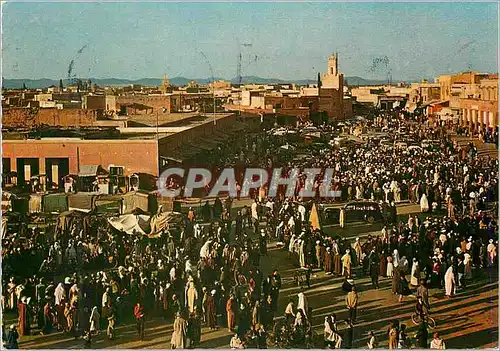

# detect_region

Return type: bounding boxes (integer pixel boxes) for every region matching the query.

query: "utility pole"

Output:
[237,42,252,87]
[237,52,242,87]
[156,110,159,139]
[200,51,216,125]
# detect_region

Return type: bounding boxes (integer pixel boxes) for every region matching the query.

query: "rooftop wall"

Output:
[2,139,159,176]
[3,108,99,128]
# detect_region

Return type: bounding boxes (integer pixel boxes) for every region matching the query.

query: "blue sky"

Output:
[2,2,498,81]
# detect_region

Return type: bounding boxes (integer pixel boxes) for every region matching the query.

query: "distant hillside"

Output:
[3,75,401,89]
[344,76,390,86]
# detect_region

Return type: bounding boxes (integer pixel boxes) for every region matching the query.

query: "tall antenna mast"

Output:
[236,42,252,87]
[237,52,242,87]
[200,51,217,125]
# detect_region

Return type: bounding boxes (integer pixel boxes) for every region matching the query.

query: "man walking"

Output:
[343,319,354,349]
[369,249,380,289]
[133,301,145,341]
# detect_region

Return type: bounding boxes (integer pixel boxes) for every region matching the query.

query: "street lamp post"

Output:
[156,110,159,140]
[213,88,216,125]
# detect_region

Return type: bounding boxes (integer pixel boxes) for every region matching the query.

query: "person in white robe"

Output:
[339,209,345,229]
[297,292,309,318]
[464,252,472,280]
[298,240,306,268]
[487,239,497,267]
[324,316,342,348]
[392,249,400,268]
[89,306,100,334]
[185,259,194,276]
[353,238,363,265]
[297,204,306,222]
[420,193,430,212]
[54,283,66,306]
[444,266,455,297]
[193,223,201,239]
[199,240,212,259]
[386,256,394,278]
[289,234,296,253]
[410,259,420,286]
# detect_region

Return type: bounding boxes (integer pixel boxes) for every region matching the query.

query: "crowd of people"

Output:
[2,111,498,349]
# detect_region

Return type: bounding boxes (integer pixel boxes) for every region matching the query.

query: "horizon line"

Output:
[2,75,429,82]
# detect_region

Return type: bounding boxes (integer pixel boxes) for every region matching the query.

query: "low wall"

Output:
[3,108,99,128]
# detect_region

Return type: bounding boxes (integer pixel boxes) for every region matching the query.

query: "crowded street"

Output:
[2,111,498,349]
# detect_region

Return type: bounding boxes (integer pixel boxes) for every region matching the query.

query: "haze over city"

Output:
[2,2,498,81]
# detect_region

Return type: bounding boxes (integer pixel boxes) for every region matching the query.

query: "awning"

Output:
[79,165,108,177]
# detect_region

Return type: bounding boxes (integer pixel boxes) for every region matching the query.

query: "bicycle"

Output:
[411,312,436,329]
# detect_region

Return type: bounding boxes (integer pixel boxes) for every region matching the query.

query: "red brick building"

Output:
[2,113,242,188]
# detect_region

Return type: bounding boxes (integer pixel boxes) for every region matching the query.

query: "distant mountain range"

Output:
[2,76,395,89]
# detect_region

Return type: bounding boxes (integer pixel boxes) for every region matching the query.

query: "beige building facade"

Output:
[458,75,498,130]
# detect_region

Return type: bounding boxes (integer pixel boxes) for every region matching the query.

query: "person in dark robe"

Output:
[83,330,92,349]
[41,301,53,335]
[202,201,211,222]
[257,324,267,349]
[259,230,268,256]
[213,197,223,219]
[187,310,201,348]
[416,322,429,348]
[343,319,354,349]
[379,250,387,278]
[369,250,380,289]
[254,269,263,298]
[324,247,334,275]
[205,290,217,330]
[397,275,411,303]
[270,270,281,311]
[237,304,250,338]
[235,211,243,238]
[5,325,19,349]
[392,267,401,295]
[333,244,342,276]
[262,295,274,330]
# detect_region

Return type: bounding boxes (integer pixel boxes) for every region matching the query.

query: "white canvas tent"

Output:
[108,214,150,235]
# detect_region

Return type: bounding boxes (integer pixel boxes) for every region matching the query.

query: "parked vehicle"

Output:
[319,201,383,225]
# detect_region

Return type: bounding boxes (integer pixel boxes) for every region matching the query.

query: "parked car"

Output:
[319,201,383,225]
